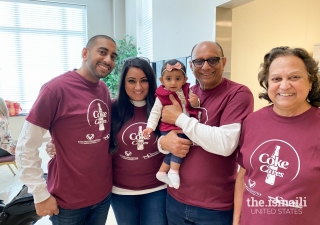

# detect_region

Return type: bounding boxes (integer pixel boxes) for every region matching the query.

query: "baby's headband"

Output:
[161,62,186,75]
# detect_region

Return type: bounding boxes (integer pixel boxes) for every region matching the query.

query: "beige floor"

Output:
[0,142,117,225]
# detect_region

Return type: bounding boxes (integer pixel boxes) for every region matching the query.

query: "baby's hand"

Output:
[188,93,200,107]
[143,127,153,138]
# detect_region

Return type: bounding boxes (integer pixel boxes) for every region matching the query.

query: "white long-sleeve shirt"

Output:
[15,121,50,203]
[158,113,241,157]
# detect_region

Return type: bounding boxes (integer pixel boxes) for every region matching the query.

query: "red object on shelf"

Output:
[5,100,22,116]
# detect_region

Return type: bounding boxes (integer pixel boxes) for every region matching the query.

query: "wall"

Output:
[125,0,137,43]
[231,0,320,110]
[216,7,232,80]
[152,0,218,61]
[49,0,115,39]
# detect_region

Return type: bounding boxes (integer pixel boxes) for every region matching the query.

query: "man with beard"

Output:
[15,35,117,225]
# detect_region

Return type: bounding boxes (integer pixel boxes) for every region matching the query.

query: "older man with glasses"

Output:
[158,41,254,225]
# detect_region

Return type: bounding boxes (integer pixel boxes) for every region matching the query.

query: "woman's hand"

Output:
[233,167,246,225]
[46,139,56,158]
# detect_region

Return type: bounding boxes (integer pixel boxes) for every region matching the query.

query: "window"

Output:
[137,0,153,61]
[0,0,87,113]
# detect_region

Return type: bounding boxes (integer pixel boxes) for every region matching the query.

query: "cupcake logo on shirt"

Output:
[249,139,300,186]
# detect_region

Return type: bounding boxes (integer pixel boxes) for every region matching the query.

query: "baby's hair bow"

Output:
[162,62,185,75]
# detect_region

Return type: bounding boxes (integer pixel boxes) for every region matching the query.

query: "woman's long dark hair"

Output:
[109,58,158,154]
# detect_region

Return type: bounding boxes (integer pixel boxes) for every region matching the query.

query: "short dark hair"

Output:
[161,59,186,76]
[86,35,116,49]
[109,58,158,154]
[258,46,320,107]
[190,42,224,60]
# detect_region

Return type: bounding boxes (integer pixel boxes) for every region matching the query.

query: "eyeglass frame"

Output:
[124,57,150,64]
[190,56,225,68]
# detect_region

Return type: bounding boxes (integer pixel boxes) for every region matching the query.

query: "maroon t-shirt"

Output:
[26,70,112,209]
[238,106,320,225]
[113,105,165,190]
[168,78,254,210]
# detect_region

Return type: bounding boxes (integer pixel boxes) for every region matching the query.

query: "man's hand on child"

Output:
[143,127,153,138]
[188,93,200,107]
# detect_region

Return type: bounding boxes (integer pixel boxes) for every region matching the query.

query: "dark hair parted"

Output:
[258,46,320,107]
[109,58,158,154]
[161,59,186,76]
[86,35,116,49]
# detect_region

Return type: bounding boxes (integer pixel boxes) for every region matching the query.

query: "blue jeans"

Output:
[166,194,233,225]
[161,132,188,165]
[111,189,167,225]
[49,193,111,225]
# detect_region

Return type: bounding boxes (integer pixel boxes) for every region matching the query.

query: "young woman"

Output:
[109,57,167,225]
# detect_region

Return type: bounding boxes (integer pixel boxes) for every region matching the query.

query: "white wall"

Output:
[69,0,114,39]
[125,0,137,43]
[152,0,218,61]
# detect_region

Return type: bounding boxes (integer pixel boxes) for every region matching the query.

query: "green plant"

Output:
[102,34,140,98]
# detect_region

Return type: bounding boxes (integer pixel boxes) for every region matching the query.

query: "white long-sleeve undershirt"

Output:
[15,121,50,203]
[158,113,241,157]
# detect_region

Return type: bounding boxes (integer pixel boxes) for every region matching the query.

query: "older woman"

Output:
[233,46,320,225]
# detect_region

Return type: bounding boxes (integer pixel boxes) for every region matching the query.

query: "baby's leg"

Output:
[156,154,172,187]
[168,155,183,189]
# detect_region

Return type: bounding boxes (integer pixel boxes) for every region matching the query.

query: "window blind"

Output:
[137,0,153,61]
[0,0,87,113]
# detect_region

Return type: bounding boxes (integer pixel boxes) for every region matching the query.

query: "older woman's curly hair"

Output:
[258,46,320,107]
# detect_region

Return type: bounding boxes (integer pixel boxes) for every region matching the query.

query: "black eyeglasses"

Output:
[191,57,224,68]
[124,57,150,64]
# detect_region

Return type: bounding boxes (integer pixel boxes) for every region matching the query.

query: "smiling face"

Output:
[268,55,312,116]
[83,38,117,83]
[124,67,149,101]
[160,70,187,92]
[190,41,226,90]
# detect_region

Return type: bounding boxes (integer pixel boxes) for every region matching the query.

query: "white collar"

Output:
[130,100,146,107]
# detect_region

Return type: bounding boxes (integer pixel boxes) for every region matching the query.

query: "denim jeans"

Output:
[111,189,167,225]
[161,132,188,165]
[166,194,233,225]
[49,192,111,225]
